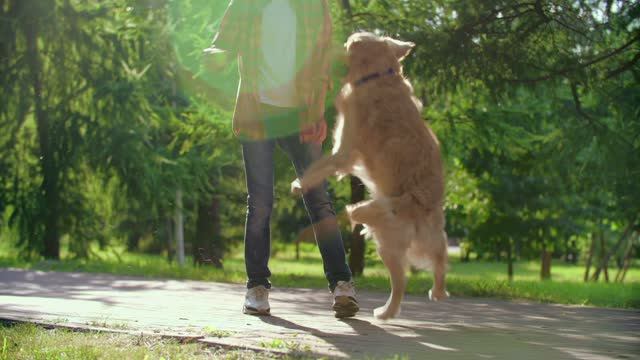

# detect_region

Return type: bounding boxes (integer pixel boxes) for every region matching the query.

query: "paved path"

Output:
[1,268,638,359]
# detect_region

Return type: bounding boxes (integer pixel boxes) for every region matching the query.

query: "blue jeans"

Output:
[241,112,352,290]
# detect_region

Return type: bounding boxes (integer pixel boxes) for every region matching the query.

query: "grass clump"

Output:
[0,322,310,360]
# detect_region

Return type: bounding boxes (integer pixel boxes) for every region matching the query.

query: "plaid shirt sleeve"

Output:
[305,0,334,121]
[210,0,241,54]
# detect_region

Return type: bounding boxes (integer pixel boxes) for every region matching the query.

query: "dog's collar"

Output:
[354,67,396,86]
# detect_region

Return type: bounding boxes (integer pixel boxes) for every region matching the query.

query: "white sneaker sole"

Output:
[243,305,271,316]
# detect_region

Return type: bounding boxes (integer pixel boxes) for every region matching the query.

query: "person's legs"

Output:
[241,139,276,290]
[278,134,353,290]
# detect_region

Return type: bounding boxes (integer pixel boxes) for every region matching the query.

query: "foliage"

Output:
[0,323,286,360]
[0,0,244,260]
[339,0,640,278]
[0,0,637,283]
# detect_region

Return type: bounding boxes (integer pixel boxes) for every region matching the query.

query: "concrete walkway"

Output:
[0,268,638,359]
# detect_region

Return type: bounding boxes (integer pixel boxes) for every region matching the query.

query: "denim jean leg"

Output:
[278,135,352,289]
[242,140,276,289]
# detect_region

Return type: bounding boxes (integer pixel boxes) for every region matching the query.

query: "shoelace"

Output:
[335,281,355,295]
[253,286,268,299]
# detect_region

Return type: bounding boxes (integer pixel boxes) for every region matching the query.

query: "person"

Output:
[205,0,358,318]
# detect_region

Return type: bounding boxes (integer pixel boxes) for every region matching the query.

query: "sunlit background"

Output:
[0,0,638,310]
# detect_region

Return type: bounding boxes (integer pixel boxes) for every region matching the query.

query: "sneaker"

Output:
[243,285,270,316]
[332,280,359,318]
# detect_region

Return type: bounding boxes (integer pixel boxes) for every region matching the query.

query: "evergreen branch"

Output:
[507,33,640,83]
[605,51,640,80]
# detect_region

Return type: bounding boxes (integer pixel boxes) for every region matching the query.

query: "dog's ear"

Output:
[385,38,415,61]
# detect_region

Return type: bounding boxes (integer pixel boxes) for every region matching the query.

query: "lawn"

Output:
[0,322,303,360]
[0,242,638,309]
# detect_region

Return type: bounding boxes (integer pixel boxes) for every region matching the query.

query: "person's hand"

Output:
[291,178,303,195]
[299,118,327,144]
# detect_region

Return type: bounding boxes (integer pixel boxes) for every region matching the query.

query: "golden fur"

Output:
[294,32,449,320]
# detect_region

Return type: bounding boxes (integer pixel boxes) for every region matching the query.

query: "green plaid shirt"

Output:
[211,0,333,140]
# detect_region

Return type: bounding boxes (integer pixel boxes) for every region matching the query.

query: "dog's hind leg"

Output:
[347,198,416,319]
[374,244,408,320]
[425,213,449,301]
[428,238,449,301]
[347,194,420,225]
[346,198,391,225]
[407,213,449,301]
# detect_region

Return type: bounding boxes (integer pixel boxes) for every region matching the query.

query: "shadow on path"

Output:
[1,268,639,359]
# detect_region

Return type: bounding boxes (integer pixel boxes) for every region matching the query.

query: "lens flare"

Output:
[169,0,330,140]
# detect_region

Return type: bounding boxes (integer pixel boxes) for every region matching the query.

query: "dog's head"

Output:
[343,32,415,83]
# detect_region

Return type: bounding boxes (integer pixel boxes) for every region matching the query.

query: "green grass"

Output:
[0,322,411,360]
[0,322,301,360]
[1,242,638,309]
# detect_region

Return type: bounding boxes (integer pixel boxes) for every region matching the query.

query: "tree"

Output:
[341,0,639,278]
[1,0,160,258]
[2,0,636,276]
[0,0,242,260]
[335,0,369,277]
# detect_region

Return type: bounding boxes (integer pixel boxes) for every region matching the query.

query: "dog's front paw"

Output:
[291,179,303,195]
[345,203,356,216]
[373,305,400,320]
[428,289,450,302]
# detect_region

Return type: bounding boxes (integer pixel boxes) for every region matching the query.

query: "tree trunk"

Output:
[126,225,142,252]
[24,4,60,259]
[591,231,605,281]
[461,246,470,262]
[592,222,633,282]
[166,217,174,263]
[193,193,223,269]
[602,229,610,282]
[617,231,638,283]
[584,232,596,281]
[341,0,353,18]
[540,249,552,280]
[175,189,185,267]
[337,0,365,276]
[507,240,514,281]
[569,238,578,264]
[348,175,366,276]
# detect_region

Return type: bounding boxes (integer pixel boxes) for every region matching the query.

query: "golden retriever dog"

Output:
[293,32,449,320]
